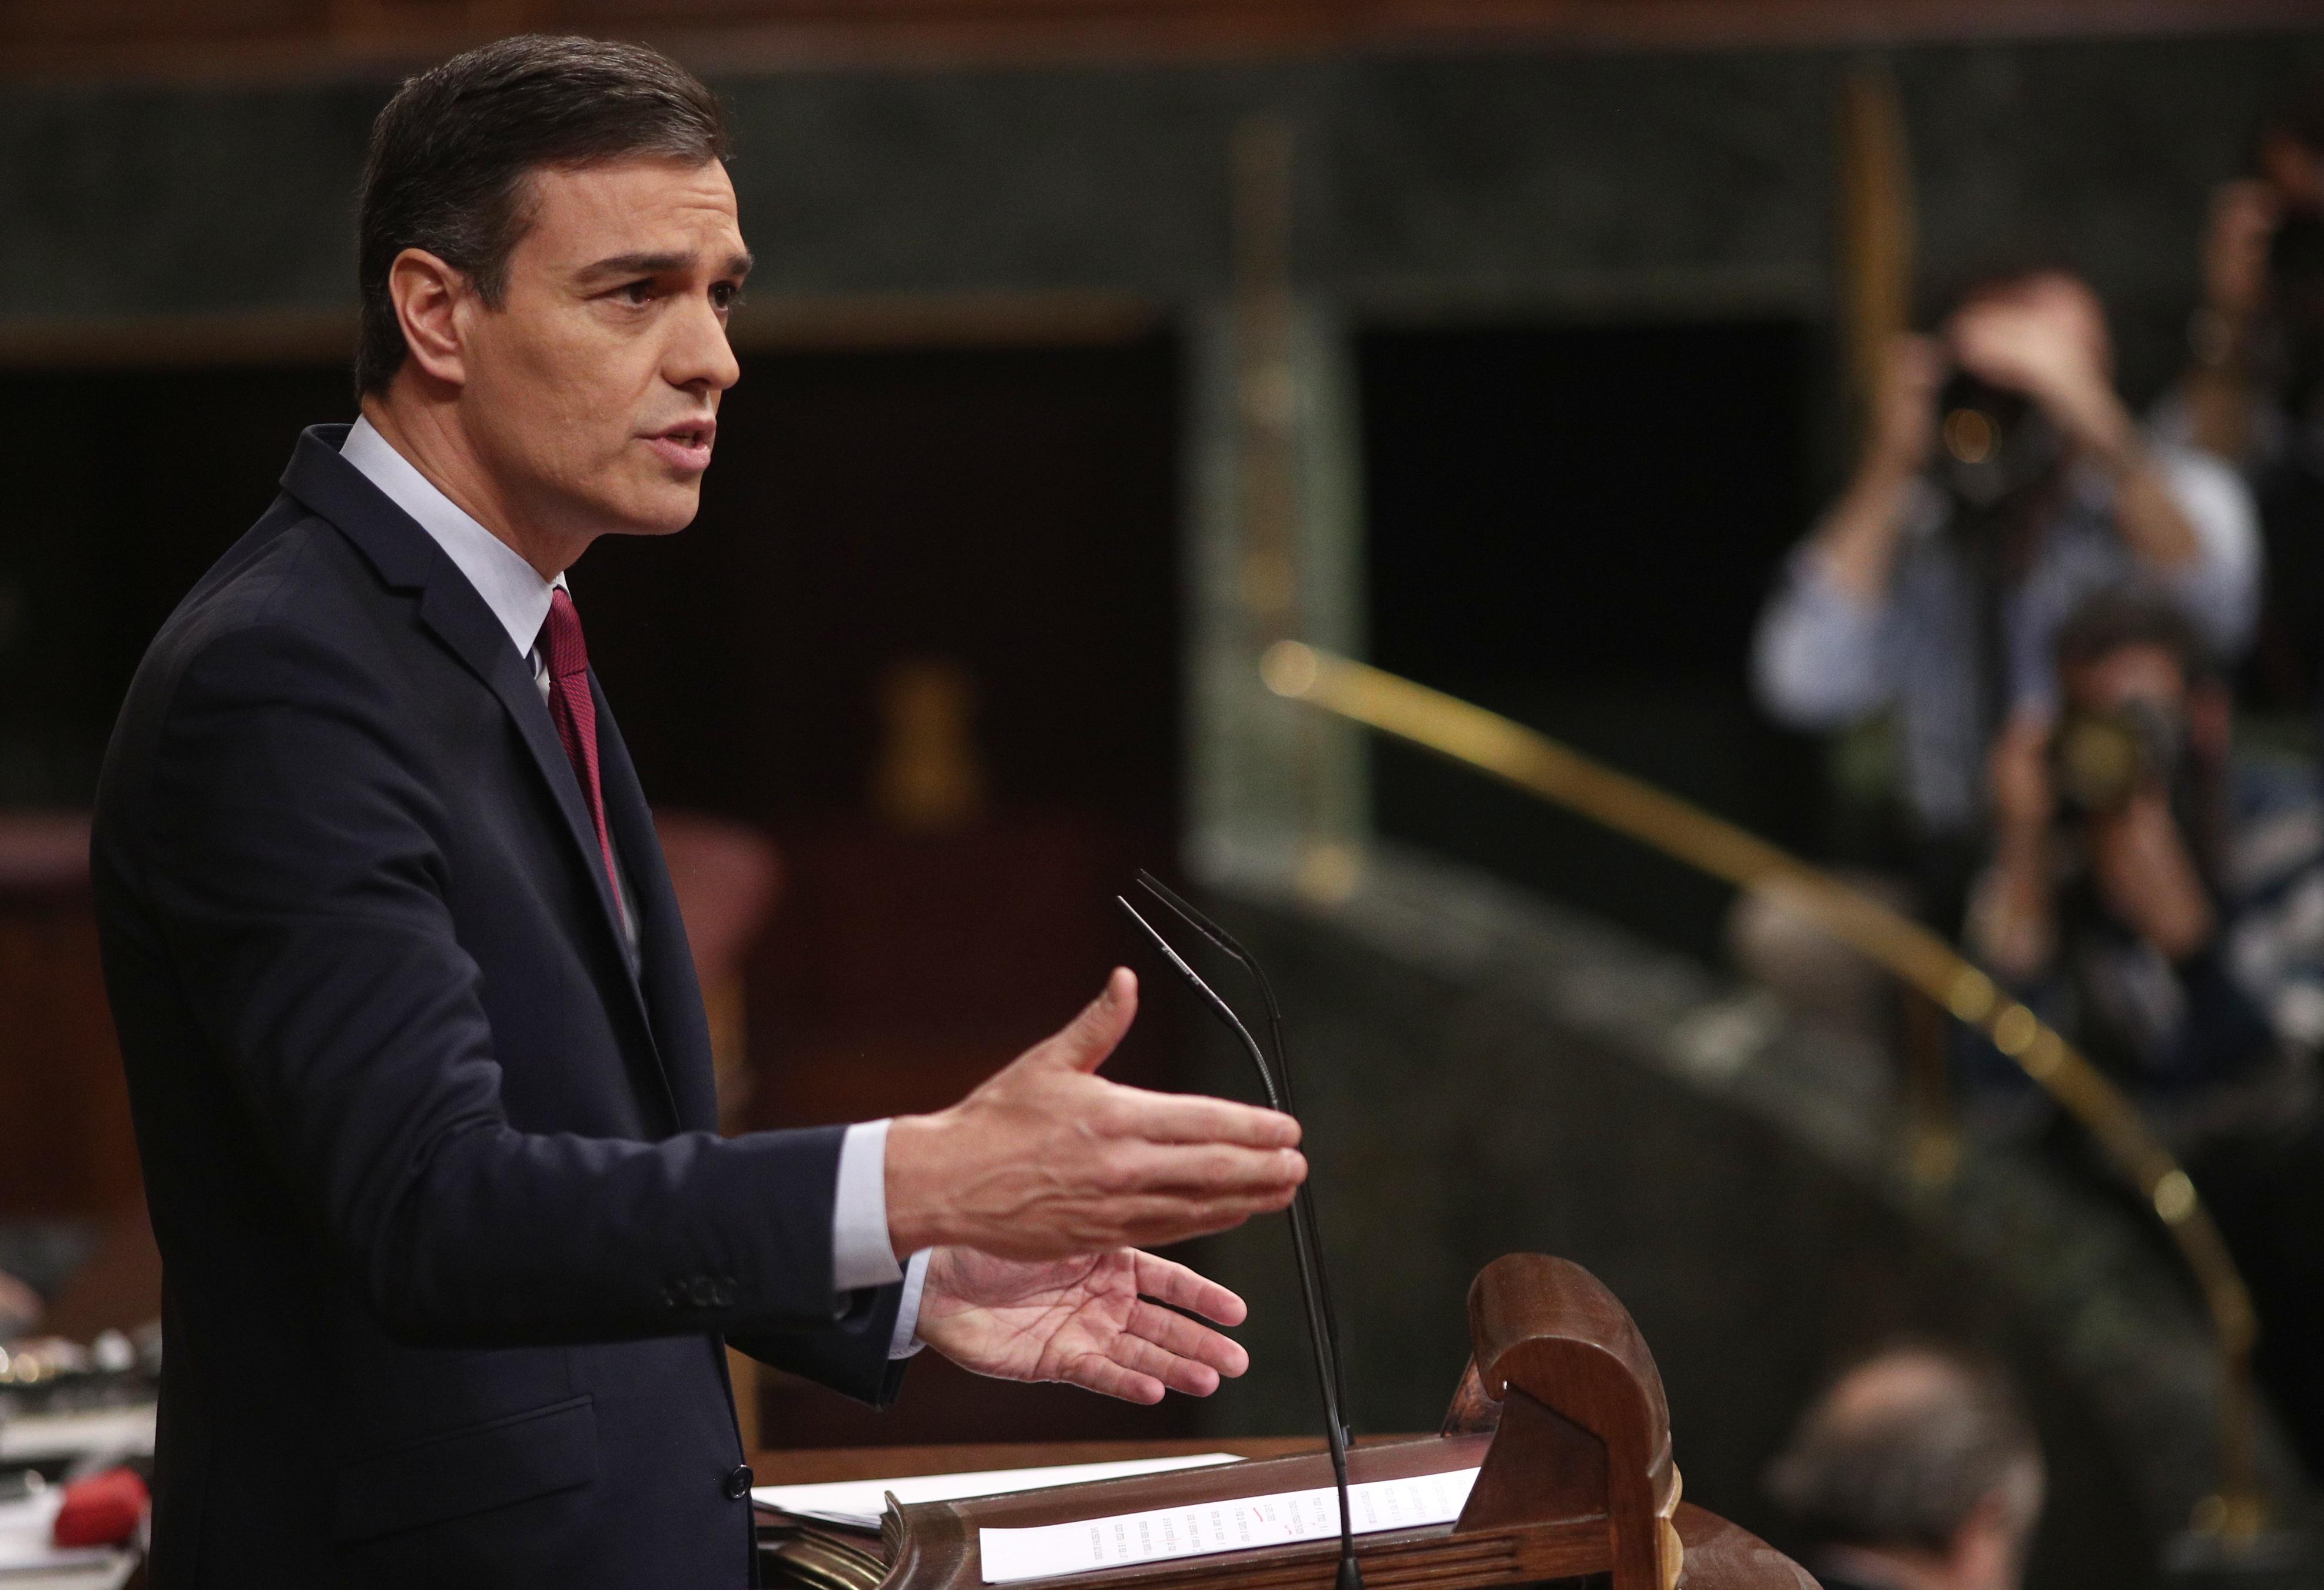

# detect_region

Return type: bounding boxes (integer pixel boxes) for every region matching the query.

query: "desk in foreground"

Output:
[755,1255,1811,1590]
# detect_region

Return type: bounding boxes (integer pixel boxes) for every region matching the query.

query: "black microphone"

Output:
[1117,873,1364,1590]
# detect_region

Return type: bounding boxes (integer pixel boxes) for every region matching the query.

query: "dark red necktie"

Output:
[541,588,624,913]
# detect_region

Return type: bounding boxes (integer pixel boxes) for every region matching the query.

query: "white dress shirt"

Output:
[340,418,926,1354]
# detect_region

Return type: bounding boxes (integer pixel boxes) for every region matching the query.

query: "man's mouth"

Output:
[645,418,717,472]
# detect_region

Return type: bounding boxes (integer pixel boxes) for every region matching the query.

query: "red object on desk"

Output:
[52,1467,148,1548]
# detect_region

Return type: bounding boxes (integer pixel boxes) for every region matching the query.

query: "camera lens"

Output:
[1943,406,1998,465]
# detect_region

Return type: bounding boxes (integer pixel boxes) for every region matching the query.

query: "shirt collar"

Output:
[340,415,563,659]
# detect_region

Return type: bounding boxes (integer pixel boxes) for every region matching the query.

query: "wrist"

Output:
[883,1112,953,1256]
[2057,386,2140,468]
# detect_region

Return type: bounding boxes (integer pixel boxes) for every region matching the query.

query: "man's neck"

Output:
[359,393,582,581]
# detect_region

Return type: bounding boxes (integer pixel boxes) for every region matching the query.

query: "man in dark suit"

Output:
[92,36,1307,1588]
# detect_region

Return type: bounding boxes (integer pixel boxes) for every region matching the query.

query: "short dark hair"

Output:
[2053,587,2212,679]
[1764,1347,2041,1555]
[355,35,729,396]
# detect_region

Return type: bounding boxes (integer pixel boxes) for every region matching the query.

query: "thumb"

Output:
[1041,968,1139,1075]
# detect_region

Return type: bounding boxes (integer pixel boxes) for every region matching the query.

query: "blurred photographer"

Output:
[1965,588,2324,1472]
[1755,271,2257,930]
[2165,94,2324,711]
[1964,592,2292,1104]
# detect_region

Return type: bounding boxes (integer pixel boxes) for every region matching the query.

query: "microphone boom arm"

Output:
[1129,872,1350,1434]
[1116,888,1365,1590]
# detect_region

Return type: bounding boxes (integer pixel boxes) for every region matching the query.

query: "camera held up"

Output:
[2050,700,2182,818]
[1932,369,2066,519]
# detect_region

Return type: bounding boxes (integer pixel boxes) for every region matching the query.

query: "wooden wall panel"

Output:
[5,0,2320,82]
[0,902,141,1217]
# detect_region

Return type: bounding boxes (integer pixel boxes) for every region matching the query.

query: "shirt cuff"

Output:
[889,1250,931,1360]
[831,1119,904,1292]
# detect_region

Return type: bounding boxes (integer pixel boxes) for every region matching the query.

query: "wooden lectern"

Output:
[806,1255,1810,1590]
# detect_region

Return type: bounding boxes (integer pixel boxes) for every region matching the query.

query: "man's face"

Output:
[455,156,747,541]
[2061,642,2189,721]
[2055,642,2198,822]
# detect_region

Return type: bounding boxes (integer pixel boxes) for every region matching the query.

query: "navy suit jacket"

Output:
[93,425,907,1588]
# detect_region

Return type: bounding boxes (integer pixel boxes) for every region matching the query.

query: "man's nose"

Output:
[669,296,741,393]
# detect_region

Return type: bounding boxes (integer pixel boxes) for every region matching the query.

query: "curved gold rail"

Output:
[1262,641,2266,1539]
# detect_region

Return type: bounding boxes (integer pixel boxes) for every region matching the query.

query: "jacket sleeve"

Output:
[130,618,860,1349]
[732,1286,914,1409]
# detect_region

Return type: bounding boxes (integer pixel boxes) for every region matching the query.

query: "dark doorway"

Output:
[1359,319,1821,962]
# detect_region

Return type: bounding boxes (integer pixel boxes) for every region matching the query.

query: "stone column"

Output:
[1182,120,1370,900]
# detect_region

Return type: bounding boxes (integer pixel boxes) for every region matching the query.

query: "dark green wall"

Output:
[7,34,2324,399]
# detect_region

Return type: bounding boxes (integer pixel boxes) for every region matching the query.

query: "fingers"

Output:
[1059,1354,1168,1406]
[1108,1330,1224,1397]
[1037,969,1139,1076]
[1132,1251,1248,1327]
[1109,1138,1307,1192]
[1055,1317,1242,1403]
[1125,1300,1249,1379]
[1100,1188,1304,1250]
[1102,1085,1302,1149]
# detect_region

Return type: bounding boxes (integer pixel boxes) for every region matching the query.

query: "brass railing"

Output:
[1262,640,2266,1540]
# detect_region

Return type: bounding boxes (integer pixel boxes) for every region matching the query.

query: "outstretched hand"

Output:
[884,969,1307,1260]
[914,1246,1252,1405]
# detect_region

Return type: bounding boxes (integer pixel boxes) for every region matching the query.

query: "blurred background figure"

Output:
[2166,83,2324,722]
[1964,589,2319,1120]
[1963,585,2324,1473]
[1763,1347,2045,1590]
[1753,271,2259,936]
[0,1267,39,1338]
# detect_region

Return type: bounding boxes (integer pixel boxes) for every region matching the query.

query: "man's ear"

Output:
[386,246,473,389]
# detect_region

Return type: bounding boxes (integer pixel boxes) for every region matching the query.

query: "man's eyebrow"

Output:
[575,250,755,281]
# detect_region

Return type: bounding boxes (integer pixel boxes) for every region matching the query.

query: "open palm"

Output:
[915,1246,1252,1404]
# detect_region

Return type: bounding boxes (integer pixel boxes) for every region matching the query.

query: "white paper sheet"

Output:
[0,1407,155,1465]
[0,1485,128,1576]
[751,1453,1244,1531]
[977,1466,1479,1584]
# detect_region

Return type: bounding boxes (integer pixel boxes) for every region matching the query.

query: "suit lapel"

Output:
[280,426,674,1120]
[415,579,647,962]
[594,690,717,1134]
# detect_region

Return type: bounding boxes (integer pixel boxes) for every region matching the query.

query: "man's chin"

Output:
[598,480,704,538]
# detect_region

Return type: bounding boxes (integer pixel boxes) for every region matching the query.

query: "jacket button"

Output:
[724,1464,755,1500]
